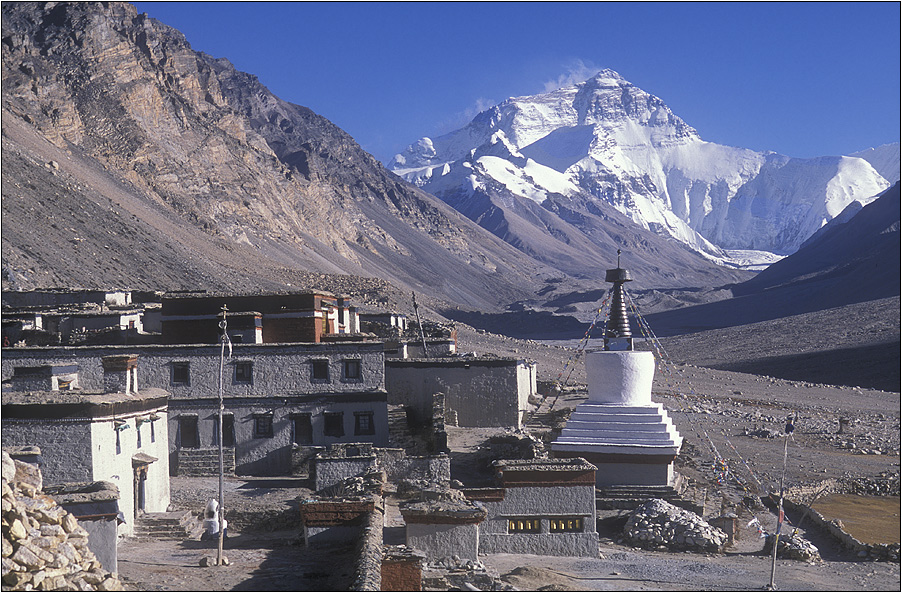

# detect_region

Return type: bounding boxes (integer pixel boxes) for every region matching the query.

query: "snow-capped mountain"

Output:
[390,70,893,267]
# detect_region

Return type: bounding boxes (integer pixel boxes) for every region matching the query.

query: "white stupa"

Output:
[551,260,683,487]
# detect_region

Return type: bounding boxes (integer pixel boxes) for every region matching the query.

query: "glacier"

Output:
[390,69,894,268]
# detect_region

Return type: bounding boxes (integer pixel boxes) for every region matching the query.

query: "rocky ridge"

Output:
[0,1,564,311]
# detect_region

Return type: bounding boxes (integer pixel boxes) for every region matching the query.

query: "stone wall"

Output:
[782,498,900,562]
[2,344,387,477]
[315,456,379,492]
[1,421,93,484]
[376,450,450,486]
[381,546,424,591]
[352,503,384,591]
[405,522,480,562]
[385,358,532,428]
[1,343,386,398]
[44,481,120,574]
[477,484,598,557]
[1,452,123,591]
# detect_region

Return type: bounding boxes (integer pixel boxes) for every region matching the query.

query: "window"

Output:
[150,419,155,443]
[213,415,235,447]
[311,359,329,381]
[549,517,583,533]
[343,359,361,380]
[235,361,253,384]
[136,423,142,448]
[354,411,375,436]
[178,416,199,449]
[171,362,190,385]
[508,518,541,533]
[254,414,274,438]
[292,414,313,445]
[323,412,344,437]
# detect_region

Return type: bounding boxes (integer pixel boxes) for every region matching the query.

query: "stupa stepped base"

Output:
[551,401,682,487]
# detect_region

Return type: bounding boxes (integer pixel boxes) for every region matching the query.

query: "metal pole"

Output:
[767,424,792,590]
[217,305,228,565]
[412,292,428,359]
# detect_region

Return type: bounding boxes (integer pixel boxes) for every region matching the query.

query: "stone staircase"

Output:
[133,510,203,540]
[175,447,235,477]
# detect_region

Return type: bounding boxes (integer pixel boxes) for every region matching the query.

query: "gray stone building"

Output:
[465,458,599,557]
[385,357,537,428]
[1,342,388,476]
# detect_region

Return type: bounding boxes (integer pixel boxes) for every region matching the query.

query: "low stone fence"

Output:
[376,449,450,485]
[782,498,900,562]
[352,504,383,591]
[782,479,900,562]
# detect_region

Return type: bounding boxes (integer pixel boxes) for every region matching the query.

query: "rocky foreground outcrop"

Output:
[1,452,122,591]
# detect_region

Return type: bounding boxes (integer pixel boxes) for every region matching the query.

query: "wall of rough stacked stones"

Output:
[1,452,123,591]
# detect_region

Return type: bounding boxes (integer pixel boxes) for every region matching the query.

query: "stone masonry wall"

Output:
[1,421,93,484]
[1,343,386,398]
[385,360,528,428]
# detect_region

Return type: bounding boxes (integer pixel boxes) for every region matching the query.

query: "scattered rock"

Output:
[764,532,821,562]
[623,498,728,553]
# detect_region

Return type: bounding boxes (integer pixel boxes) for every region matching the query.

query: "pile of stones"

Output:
[623,498,728,553]
[764,532,822,562]
[2,451,123,591]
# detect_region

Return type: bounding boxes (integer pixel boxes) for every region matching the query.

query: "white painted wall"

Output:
[91,407,170,537]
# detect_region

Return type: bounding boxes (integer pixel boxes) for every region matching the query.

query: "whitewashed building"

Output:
[1,355,170,538]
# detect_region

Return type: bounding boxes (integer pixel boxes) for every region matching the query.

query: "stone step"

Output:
[133,511,198,540]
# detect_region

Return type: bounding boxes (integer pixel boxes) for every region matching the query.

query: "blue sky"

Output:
[133,2,900,164]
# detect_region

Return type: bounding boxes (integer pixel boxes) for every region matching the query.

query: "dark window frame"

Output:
[171,361,190,386]
[323,412,344,437]
[354,411,375,436]
[291,413,314,445]
[342,359,362,381]
[253,413,274,438]
[311,359,330,382]
[178,415,199,449]
[234,361,254,384]
[212,414,236,447]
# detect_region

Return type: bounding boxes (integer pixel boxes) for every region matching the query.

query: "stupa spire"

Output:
[604,249,633,351]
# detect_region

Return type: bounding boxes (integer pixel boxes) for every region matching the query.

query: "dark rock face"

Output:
[0,1,555,310]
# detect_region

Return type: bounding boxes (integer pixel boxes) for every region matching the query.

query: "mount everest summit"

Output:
[390,69,896,269]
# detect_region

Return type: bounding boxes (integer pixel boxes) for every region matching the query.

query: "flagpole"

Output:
[217,305,228,566]
[767,416,794,590]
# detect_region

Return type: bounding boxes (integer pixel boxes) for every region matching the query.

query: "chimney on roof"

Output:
[11,365,80,392]
[102,354,138,394]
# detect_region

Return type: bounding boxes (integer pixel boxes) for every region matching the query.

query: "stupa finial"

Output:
[604,251,632,351]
